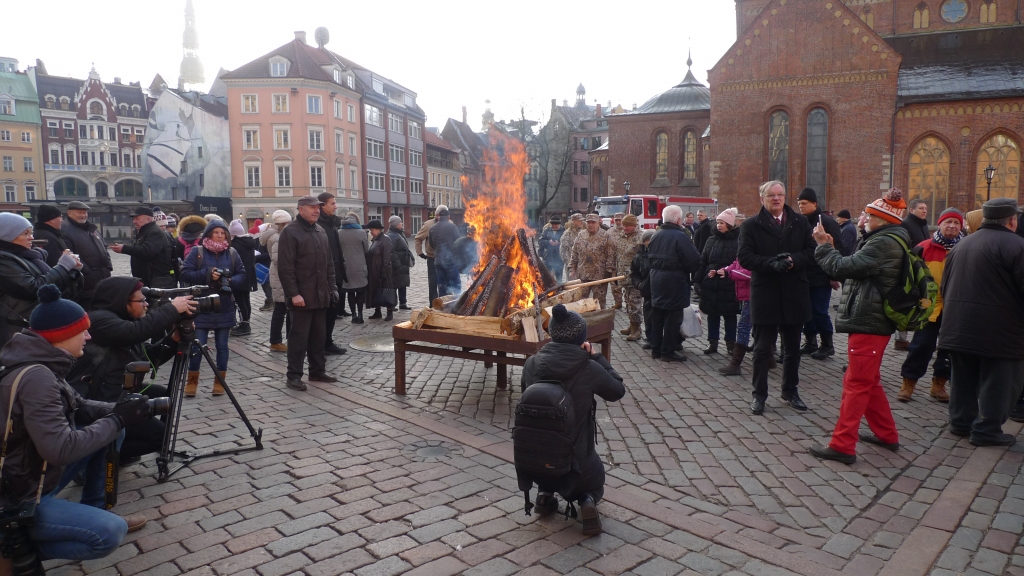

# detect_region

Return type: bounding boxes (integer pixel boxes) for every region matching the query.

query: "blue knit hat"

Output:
[548,304,587,346]
[0,213,32,243]
[30,284,90,343]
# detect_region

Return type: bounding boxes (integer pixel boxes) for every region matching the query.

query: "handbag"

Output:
[372,288,397,309]
[680,304,703,339]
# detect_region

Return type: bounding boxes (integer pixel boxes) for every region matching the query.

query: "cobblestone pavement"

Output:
[44,252,1024,576]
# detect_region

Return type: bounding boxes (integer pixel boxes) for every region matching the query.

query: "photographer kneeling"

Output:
[68,277,196,460]
[0,285,150,565]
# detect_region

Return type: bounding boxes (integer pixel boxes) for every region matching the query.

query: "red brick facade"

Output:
[606,112,710,198]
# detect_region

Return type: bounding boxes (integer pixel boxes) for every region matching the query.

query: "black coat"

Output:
[839,220,858,254]
[692,218,714,253]
[429,217,461,271]
[901,213,931,247]
[317,212,347,286]
[32,222,69,269]
[647,223,701,310]
[696,227,741,317]
[629,244,652,299]
[276,217,337,310]
[938,224,1024,359]
[61,219,112,302]
[386,227,413,289]
[366,233,397,303]
[0,243,82,348]
[737,205,816,325]
[230,235,259,291]
[67,277,181,402]
[803,209,849,286]
[122,222,175,288]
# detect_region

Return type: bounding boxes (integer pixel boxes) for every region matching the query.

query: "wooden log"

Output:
[432,295,459,312]
[571,275,626,290]
[454,256,498,316]
[517,228,557,291]
[410,309,504,333]
[522,316,540,343]
[539,286,585,308]
[541,298,601,329]
[470,271,497,316]
[539,279,582,300]
[482,264,514,317]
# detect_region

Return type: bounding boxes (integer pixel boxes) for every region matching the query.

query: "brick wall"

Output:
[606,111,710,199]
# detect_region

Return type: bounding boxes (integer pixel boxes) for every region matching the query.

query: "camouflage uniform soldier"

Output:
[569,214,615,308]
[560,213,585,281]
[615,214,644,340]
[606,212,625,309]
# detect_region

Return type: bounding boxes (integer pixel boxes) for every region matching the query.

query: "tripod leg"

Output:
[198,343,263,448]
[158,340,194,481]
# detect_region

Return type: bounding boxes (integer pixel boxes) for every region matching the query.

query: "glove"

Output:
[330,291,340,306]
[418,253,427,260]
[111,396,151,429]
[769,254,792,274]
[57,252,79,271]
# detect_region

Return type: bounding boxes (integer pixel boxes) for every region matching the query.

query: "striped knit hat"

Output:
[865,188,907,225]
[29,284,90,343]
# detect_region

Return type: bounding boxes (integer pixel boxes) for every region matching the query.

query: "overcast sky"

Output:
[7,0,737,129]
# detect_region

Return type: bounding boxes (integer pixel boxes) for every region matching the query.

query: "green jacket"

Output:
[814,225,909,336]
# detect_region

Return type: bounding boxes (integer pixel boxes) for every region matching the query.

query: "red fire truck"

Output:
[592,195,719,229]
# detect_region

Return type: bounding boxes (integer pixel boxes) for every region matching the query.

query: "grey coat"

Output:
[386,227,414,289]
[339,217,369,290]
[260,225,286,303]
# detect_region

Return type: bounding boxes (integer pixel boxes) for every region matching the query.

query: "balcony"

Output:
[45,164,143,174]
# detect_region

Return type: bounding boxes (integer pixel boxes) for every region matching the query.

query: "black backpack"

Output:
[513,379,592,516]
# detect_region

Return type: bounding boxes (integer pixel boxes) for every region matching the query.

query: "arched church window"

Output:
[805,108,829,208]
[914,3,930,28]
[908,137,950,223]
[655,133,668,180]
[682,130,697,181]
[89,101,103,115]
[768,111,789,188]
[940,0,969,22]
[861,7,875,29]
[975,134,1020,207]
[981,0,997,23]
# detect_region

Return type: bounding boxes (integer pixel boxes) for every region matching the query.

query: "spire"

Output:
[178,0,205,89]
[678,49,701,87]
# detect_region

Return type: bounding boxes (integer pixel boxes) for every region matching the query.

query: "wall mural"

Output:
[142,91,230,200]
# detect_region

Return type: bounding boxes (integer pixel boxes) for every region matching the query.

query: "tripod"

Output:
[157,319,263,482]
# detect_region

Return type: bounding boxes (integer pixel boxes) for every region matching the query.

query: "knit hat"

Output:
[716,208,738,227]
[0,213,32,242]
[30,284,90,344]
[641,230,657,243]
[35,204,62,224]
[865,188,907,225]
[622,214,638,227]
[937,207,964,227]
[203,213,221,222]
[154,213,169,227]
[548,304,587,346]
[549,215,561,224]
[272,210,292,224]
[836,209,852,219]
[229,219,246,236]
[166,218,177,227]
[388,215,403,228]
[797,188,818,203]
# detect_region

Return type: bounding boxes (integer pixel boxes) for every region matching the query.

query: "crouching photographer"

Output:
[0,285,150,569]
[67,277,197,461]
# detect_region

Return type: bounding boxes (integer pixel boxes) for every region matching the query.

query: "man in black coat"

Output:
[61,201,113,311]
[938,198,1024,447]
[428,207,462,296]
[796,188,849,360]
[32,204,70,269]
[317,192,348,356]
[647,205,702,362]
[111,206,176,290]
[836,210,858,254]
[901,199,931,246]
[692,209,714,253]
[737,181,817,415]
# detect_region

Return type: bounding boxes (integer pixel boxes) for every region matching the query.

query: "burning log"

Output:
[453,256,498,315]
[432,295,459,313]
[516,229,557,291]
[482,265,514,317]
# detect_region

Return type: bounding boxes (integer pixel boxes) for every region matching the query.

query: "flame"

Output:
[462,130,540,311]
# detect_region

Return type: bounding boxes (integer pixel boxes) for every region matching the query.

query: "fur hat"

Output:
[937,207,964,227]
[716,208,738,227]
[797,188,818,203]
[865,188,907,225]
[30,284,90,343]
[548,304,587,346]
[35,204,62,224]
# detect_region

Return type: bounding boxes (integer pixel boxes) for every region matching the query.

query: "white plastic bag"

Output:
[681,304,703,339]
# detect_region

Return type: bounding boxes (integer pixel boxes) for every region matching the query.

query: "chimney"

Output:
[596,103,602,118]
[607,100,611,109]
[462,106,467,124]
[562,99,568,107]
[113,77,121,84]
[295,31,307,44]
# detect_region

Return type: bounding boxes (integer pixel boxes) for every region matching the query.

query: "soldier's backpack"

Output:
[513,380,586,517]
[875,232,939,332]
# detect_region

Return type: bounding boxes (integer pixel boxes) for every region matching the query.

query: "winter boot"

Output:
[230,321,251,337]
[626,322,642,341]
[703,340,719,355]
[726,340,735,355]
[929,377,950,403]
[619,324,632,335]
[719,344,746,376]
[213,371,226,396]
[898,377,916,402]
[799,335,819,355]
[580,494,602,535]
[811,333,835,360]
[185,371,200,398]
[259,299,273,312]
[385,309,394,321]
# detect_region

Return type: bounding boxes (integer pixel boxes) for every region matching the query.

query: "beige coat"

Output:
[260,225,286,303]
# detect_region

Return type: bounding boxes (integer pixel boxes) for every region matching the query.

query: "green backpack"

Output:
[876,232,939,332]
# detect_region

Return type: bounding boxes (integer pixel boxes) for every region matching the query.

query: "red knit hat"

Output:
[865,188,907,225]
[29,285,90,343]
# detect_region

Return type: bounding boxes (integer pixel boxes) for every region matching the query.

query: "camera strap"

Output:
[0,365,49,505]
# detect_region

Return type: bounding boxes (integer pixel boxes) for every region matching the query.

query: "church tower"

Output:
[178,0,205,90]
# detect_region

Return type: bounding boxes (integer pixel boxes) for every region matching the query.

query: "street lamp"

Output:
[623,180,631,194]
[985,164,996,198]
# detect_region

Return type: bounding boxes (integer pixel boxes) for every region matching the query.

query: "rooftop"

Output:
[627,67,711,115]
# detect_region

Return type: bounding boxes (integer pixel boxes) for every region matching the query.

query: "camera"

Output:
[0,502,43,576]
[141,286,221,315]
[122,361,170,416]
[213,268,232,292]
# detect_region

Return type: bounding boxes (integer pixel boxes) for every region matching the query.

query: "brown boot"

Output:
[213,371,226,396]
[185,371,200,397]
[898,377,916,402]
[619,325,631,335]
[612,302,622,310]
[719,344,746,376]
[930,377,950,403]
[626,322,642,341]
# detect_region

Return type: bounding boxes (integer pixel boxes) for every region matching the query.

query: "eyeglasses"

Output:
[127,298,148,305]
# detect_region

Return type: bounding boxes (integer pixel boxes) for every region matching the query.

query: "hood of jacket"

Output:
[0,330,75,377]
[91,276,143,319]
[177,215,208,240]
[259,224,280,245]
[527,342,591,383]
[341,216,362,230]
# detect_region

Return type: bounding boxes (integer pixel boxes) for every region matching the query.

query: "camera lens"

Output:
[148,397,171,416]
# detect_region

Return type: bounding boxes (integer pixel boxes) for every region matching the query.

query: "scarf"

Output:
[0,240,51,273]
[932,229,963,251]
[202,237,230,254]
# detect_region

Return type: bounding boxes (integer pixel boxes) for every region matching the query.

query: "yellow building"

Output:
[0,58,43,210]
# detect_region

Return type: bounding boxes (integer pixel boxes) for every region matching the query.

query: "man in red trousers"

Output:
[806,188,909,464]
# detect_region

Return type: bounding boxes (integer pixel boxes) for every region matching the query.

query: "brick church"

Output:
[706,0,1023,221]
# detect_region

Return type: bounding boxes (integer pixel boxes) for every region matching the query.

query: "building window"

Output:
[768,111,790,188]
[389,144,405,164]
[367,172,385,191]
[390,176,405,193]
[580,188,589,201]
[347,76,354,89]
[64,123,74,138]
[333,100,341,118]
[655,133,668,180]
[981,0,997,22]
[349,134,356,155]
[273,94,288,113]
[412,213,421,234]
[365,104,382,127]
[107,127,115,141]
[333,69,341,83]
[274,128,290,150]
[45,97,55,109]
[410,150,422,167]
[409,121,421,140]
[54,177,88,196]
[115,180,143,197]
[80,125,87,139]
[4,185,15,202]
[110,154,116,167]
[372,79,384,94]
[581,137,589,151]
[682,130,698,181]
[573,188,578,202]
[270,60,287,77]
[25,185,35,201]
[0,99,14,115]
[347,104,355,122]
[861,7,875,28]
[69,150,78,165]
[307,95,322,114]
[246,165,261,187]
[243,128,260,150]
[21,132,31,143]
[277,165,292,187]
[574,161,578,175]
[410,180,422,195]
[122,153,130,167]
[242,94,258,113]
[0,130,8,141]
[805,108,829,207]
[308,129,323,150]
[367,138,384,159]
[581,161,590,175]
[335,131,344,154]
[350,167,359,191]
[940,0,969,23]
[23,158,33,172]
[388,113,403,134]
[122,128,130,142]
[914,3,931,28]
[310,165,324,188]
[975,134,1020,207]
[48,121,61,137]
[49,149,59,164]
[60,98,69,111]
[89,102,103,115]
[135,129,144,144]
[908,137,950,223]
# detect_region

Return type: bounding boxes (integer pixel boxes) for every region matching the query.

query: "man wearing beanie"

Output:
[33,204,70,268]
[835,210,858,254]
[0,285,151,562]
[795,187,849,361]
[897,207,963,403]
[939,198,1024,446]
[519,304,625,535]
[807,189,909,464]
